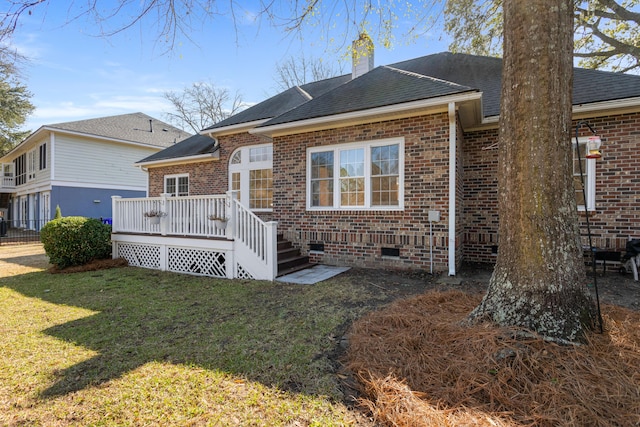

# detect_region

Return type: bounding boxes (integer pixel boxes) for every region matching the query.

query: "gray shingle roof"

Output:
[204,74,351,131]
[137,133,218,163]
[389,52,640,117]
[389,53,503,117]
[47,112,191,148]
[260,65,477,127]
[166,52,640,163]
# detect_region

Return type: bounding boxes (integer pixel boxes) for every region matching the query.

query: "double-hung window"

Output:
[573,137,596,211]
[165,174,189,196]
[307,138,404,210]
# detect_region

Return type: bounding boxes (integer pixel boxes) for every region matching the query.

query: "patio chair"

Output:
[620,239,640,282]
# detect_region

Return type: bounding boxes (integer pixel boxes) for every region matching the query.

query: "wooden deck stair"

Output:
[277,234,315,277]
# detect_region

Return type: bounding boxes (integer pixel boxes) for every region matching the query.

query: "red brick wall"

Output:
[273,113,453,272]
[144,110,639,272]
[461,127,500,264]
[147,133,271,197]
[461,112,640,263]
[576,114,640,250]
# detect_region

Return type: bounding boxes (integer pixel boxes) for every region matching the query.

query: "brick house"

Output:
[124,51,640,279]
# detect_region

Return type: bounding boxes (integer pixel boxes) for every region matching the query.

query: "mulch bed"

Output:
[344,290,640,426]
[48,257,129,273]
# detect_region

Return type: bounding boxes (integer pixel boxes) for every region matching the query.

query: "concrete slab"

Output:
[276,265,351,285]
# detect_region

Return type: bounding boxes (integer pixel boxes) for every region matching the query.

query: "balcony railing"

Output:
[1,163,15,189]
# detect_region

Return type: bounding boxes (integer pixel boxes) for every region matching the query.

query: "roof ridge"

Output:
[383,65,472,90]
[294,85,313,101]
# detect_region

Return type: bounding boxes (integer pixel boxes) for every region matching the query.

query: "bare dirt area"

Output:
[341,261,639,313]
[0,244,51,278]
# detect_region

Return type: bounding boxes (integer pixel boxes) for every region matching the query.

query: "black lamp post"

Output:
[575,120,603,333]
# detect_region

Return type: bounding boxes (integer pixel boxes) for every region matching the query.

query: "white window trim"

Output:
[27,148,37,181]
[575,136,596,212]
[39,143,47,171]
[306,137,405,211]
[228,143,273,212]
[164,173,190,196]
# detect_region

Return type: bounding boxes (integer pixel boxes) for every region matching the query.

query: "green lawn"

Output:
[0,259,397,426]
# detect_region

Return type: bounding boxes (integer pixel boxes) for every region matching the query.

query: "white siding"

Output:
[54,134,159,188]
[3,134,51,194]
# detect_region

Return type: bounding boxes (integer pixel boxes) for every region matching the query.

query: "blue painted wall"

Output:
[51,186,145,219]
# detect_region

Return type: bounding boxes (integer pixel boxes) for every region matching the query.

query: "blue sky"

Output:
[9,2,450,133]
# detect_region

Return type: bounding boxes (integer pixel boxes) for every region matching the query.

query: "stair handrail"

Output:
[228,191,277,280]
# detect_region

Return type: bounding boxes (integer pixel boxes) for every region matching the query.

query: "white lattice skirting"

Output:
[112,234,256,280]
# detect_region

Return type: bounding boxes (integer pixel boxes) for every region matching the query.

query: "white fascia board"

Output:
[46,128,170,149]
[250,92,483,137]
[463,98,640,132]
[200,119,270,137]
[136,153,219,169]
[572,97,640,117]
[0,126,49,161]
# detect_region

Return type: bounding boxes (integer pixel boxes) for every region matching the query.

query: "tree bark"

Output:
[468,0,597,341]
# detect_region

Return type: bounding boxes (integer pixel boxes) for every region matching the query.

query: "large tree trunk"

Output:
[468,0,596,341]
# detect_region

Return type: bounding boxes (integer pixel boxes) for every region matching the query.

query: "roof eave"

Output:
[572,97,640,118]
[464,97,640,132]
[251,91,483,137]
[136,152,220,168]
[201,119,270,137]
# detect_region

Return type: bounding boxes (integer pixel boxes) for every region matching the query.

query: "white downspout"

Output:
[448,102,456,276]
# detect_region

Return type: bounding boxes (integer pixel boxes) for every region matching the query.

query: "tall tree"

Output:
[0,57,34,156]
[445,0,640,72]
[164,81,245,133]
[2,0,602,341]
[467,0,597,341]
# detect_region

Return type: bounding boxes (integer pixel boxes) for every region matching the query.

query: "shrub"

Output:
[40,216,112,269]
[54,205,62,219]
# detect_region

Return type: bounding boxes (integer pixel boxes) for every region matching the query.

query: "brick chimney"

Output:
[352,33,374,79]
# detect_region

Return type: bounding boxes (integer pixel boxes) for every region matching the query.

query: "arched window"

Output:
[228,144,273,211]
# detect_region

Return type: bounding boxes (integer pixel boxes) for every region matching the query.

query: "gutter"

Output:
[448,102,457,276]
[251,92,482,137]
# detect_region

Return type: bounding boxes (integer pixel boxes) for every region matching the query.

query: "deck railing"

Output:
[111,192,277,280]
[112,193,229,238]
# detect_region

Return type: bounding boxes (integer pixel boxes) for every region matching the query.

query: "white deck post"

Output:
[160,193,170,236]
[226,191,237,240]
[265,221,278,280]
[111,195,121,232]
[226,249,235,279]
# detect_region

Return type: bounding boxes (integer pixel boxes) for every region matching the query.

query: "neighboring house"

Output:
[115,48,640,280]
[0,112,191,229]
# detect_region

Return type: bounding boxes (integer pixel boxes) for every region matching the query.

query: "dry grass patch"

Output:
[345,290,640,426]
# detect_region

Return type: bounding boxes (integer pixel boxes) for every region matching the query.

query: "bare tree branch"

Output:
[164,81,246,133]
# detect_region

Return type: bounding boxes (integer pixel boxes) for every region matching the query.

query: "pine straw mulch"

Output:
[48,257,129,273]
[344,290,640,427]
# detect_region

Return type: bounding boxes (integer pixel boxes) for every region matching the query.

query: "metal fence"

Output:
[0,218,113,246]
[0,219,45,245]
